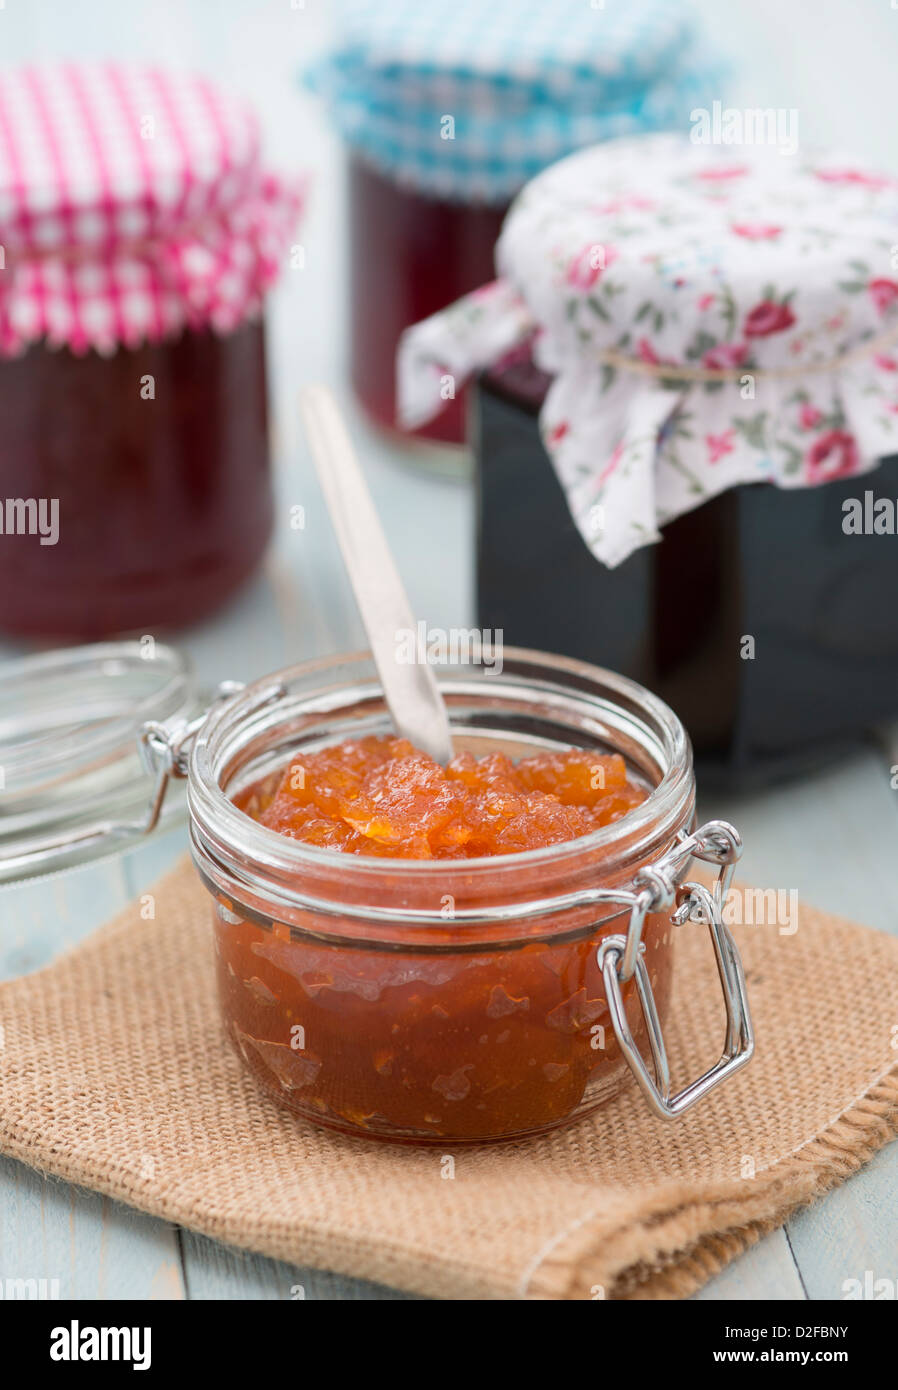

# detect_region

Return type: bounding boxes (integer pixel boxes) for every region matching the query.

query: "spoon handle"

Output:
[299,385,454,765]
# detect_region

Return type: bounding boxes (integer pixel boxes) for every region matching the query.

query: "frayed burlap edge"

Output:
[525,1072,898,1299]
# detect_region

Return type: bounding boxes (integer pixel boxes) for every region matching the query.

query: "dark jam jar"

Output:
[307,0,721,447]
[0,323,271,639]
[475,350,898,787]
[0,64,301,640]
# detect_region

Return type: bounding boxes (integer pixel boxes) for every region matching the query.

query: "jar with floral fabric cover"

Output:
[399,134,898,785]
[0,65,302,639]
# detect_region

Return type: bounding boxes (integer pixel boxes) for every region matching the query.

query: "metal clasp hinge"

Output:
[133,679,246,837]
[596,819,754,1120]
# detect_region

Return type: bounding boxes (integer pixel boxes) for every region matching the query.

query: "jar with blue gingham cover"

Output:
[307,0,725,446]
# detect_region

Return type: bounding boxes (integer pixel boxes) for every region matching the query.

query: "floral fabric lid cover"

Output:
[306,0,723,202]
[0,65,303,356]
[399,134,898,566]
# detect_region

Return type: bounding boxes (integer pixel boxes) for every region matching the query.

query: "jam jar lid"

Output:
[398,133,898,565]
[0,641,201,884]
[305,0,724,202]
[0,64,303,358]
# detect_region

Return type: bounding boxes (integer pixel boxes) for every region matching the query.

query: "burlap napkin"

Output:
[1,855,896,1301]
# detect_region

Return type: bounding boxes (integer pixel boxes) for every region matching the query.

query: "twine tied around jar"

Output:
[593,318,898,383]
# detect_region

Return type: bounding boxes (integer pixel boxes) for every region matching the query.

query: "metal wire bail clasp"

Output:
[596,819,754,1121]
[135,680,245,837]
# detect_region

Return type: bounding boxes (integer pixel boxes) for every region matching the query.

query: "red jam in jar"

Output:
[214,732,674,1143]
[349,156,507,446]
[0,323,271,639]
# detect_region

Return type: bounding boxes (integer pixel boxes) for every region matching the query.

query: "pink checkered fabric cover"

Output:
[0,65,303,356]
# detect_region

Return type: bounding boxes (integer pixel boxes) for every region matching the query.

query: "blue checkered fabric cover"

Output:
[306,0,726,202]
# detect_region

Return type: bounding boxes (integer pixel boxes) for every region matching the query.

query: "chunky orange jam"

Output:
[240,736,647,858]
[216,738,669,1143]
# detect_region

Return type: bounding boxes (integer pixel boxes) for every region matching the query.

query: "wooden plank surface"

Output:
[0,863,186,1301]
[0,1158,184,1302]
[180,1232,419,1302]
[0,0,896,1303]
[694,1230,807,1302]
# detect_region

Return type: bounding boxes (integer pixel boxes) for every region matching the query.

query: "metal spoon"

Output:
[299,384,454,764]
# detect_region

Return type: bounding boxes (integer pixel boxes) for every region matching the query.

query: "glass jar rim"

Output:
[187,647,695,927]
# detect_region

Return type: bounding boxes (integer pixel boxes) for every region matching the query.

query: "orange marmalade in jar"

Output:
[184,650,752,1142]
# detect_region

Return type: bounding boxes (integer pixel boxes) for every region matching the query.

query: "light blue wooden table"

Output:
[1,0,897,1302]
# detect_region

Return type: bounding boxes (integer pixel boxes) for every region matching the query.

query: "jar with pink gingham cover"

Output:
[0,65,303,639]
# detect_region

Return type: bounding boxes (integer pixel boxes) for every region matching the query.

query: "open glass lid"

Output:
[0,641,203,885]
